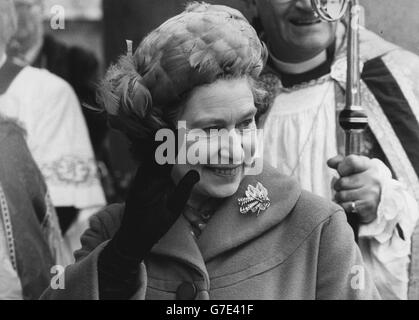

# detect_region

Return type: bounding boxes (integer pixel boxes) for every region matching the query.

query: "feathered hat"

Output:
[99,1,267,143]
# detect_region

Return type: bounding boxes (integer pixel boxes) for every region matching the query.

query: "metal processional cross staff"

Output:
[311,0,368,243]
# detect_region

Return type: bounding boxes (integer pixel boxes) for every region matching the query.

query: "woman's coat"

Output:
[41,164,380,300]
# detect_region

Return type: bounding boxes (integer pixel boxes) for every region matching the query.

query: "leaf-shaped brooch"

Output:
[238,182,271,216]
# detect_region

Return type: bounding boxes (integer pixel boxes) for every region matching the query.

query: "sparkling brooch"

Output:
[238,182,271,216]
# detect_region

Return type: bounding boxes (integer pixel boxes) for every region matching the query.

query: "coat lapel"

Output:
[150,213,207,276]
[197,164,301,262]
[150,164,301,277]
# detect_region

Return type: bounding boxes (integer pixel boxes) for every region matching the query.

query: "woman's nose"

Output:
[219,130,244,164]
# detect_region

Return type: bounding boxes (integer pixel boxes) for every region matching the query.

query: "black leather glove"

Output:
[98,130,200,299]
[112,166,200,260]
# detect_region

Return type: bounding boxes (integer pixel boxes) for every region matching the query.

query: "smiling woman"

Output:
[171,78,259,200]
[41,2,380,300]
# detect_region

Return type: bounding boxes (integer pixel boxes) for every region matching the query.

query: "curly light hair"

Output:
[97,2,268,159]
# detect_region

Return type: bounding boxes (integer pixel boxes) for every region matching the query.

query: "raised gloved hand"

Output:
[111,126,200,257]
[98,130,200,299]
[112,160,200,261]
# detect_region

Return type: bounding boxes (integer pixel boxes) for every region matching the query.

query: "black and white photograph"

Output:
[1,0,419,309]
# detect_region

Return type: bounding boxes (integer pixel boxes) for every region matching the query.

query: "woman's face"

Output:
[171,78,258,202]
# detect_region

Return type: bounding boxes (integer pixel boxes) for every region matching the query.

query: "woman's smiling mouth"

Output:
[205,165,242,177]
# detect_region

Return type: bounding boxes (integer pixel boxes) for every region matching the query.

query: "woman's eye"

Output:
[203,126,222,132]
[237,119,255,130]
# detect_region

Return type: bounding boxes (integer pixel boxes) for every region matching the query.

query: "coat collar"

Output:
[150,213,207,276]
[150,163,301,273]
[198,164,300,261]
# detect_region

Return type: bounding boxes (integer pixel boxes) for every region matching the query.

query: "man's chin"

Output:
[292,35,329,49]
[287,28,334,52]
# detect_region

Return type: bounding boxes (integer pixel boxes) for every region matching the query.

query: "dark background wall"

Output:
[101,0,256,66]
